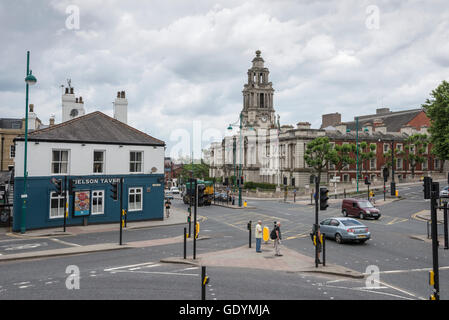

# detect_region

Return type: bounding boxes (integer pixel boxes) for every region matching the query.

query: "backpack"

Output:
[270,228,277,240]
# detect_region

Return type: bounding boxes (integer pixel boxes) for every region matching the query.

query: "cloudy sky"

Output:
[1,0,448,159]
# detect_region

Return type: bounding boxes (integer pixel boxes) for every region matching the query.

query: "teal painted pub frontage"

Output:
[13,174,164,232]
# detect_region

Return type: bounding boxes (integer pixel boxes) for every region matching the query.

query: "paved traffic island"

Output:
[160,243,364,279]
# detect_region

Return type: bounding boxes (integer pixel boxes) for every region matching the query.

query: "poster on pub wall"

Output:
[74,191,90,217]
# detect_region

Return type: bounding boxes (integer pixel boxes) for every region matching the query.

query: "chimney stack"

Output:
[49,115,55,126]
[113,90,128,124]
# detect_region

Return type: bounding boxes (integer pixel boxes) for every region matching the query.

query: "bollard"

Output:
[201,266,209,300]
[183,227,187,259]
[322,234,326,267]
[344,189,346,199]
[247,220,252,248]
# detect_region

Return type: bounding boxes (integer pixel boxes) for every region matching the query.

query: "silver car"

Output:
[440,186,449,198]
[319,217,371,244]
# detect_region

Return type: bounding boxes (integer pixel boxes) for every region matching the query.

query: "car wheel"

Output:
[374,216,379,220]
[342,209,348,217]
[359,239,368,244]
[359,212,365,220]
[335,233,343,244]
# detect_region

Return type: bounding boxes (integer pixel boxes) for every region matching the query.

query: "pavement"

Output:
[2,206,189,238]
[0,202,363,280]
[160,242,364,279]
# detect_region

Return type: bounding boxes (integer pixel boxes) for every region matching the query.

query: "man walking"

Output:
[274,221,282,256]
[255,220,263,253]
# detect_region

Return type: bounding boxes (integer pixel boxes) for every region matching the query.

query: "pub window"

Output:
[128,187,143,211]
[49,191,66,219]
[130,151,143,173]
[51,150,69,174]
[91,190,104,215]
[93,150,105,173]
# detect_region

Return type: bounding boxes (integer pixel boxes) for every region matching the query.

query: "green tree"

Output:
[304,136,337,184]
[331,143,356,173]
[403,133,429,177]
[178,160,211,183]
[358,142,377,177]
[422,80,449,164]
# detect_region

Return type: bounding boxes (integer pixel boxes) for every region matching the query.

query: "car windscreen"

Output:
[341,219,363,226]
[358,200,374,208]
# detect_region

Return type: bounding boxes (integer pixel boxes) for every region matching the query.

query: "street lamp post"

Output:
[21,51,37,234]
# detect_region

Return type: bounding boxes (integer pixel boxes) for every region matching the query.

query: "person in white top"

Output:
[255,220,263,253]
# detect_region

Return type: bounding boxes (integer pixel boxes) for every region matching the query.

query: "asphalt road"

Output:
[0,183,447,300]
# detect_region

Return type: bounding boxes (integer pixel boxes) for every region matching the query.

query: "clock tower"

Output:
[241,50,276,129]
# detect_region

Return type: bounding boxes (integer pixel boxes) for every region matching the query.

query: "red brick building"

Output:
[324,108,442,183]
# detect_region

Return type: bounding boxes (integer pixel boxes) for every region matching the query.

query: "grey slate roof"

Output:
[14,111,165,146]
[344,109,423,132]
[325,130,407,142]
[0,118,22,129]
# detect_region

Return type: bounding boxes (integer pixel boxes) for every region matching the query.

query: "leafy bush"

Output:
[243,182,277,190]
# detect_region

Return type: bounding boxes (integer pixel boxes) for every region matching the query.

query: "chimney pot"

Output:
[29,104,34,113]
[70,87,74,94]
[65,87,69,94]
[117,91,120,98]
[75,98,78,103]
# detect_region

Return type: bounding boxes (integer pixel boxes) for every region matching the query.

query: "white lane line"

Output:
[363,266,449,275]
[104,262,157,272]
[324,284,413,300]
[50,238,81,247]
[111,270,199,277]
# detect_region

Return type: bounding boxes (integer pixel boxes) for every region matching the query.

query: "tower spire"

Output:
[241,50,275,129]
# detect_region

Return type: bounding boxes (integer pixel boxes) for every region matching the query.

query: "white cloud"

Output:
[1,0,448,159]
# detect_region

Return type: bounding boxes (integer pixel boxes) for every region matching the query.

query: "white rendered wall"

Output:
[14,141,165,178]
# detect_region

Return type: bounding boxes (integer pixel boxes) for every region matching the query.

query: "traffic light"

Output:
[51,178,63,196]
[240,176,244,185]
[68,179,75,195]
[383,167,389,182]
[319,187,329,210]
[423,177,432,199]
[364,176,371,185]
[110,182,118,200]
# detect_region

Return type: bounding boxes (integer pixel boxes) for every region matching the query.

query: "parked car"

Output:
[440,186,449,198]
[320,217,371,244]
[170,187,180,194]
[342,198,381,220]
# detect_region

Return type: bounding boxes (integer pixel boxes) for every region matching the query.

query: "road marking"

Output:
[386,218,408,225]
[50,238,81,247]
[104,262,158,272]
[111,270,198,277]
[364,266,449,275]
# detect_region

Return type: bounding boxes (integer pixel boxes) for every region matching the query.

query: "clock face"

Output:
[70,109,79,117]
[261,115,267,122]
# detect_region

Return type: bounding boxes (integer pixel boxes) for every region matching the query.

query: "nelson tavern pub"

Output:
[12,111,165,232]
